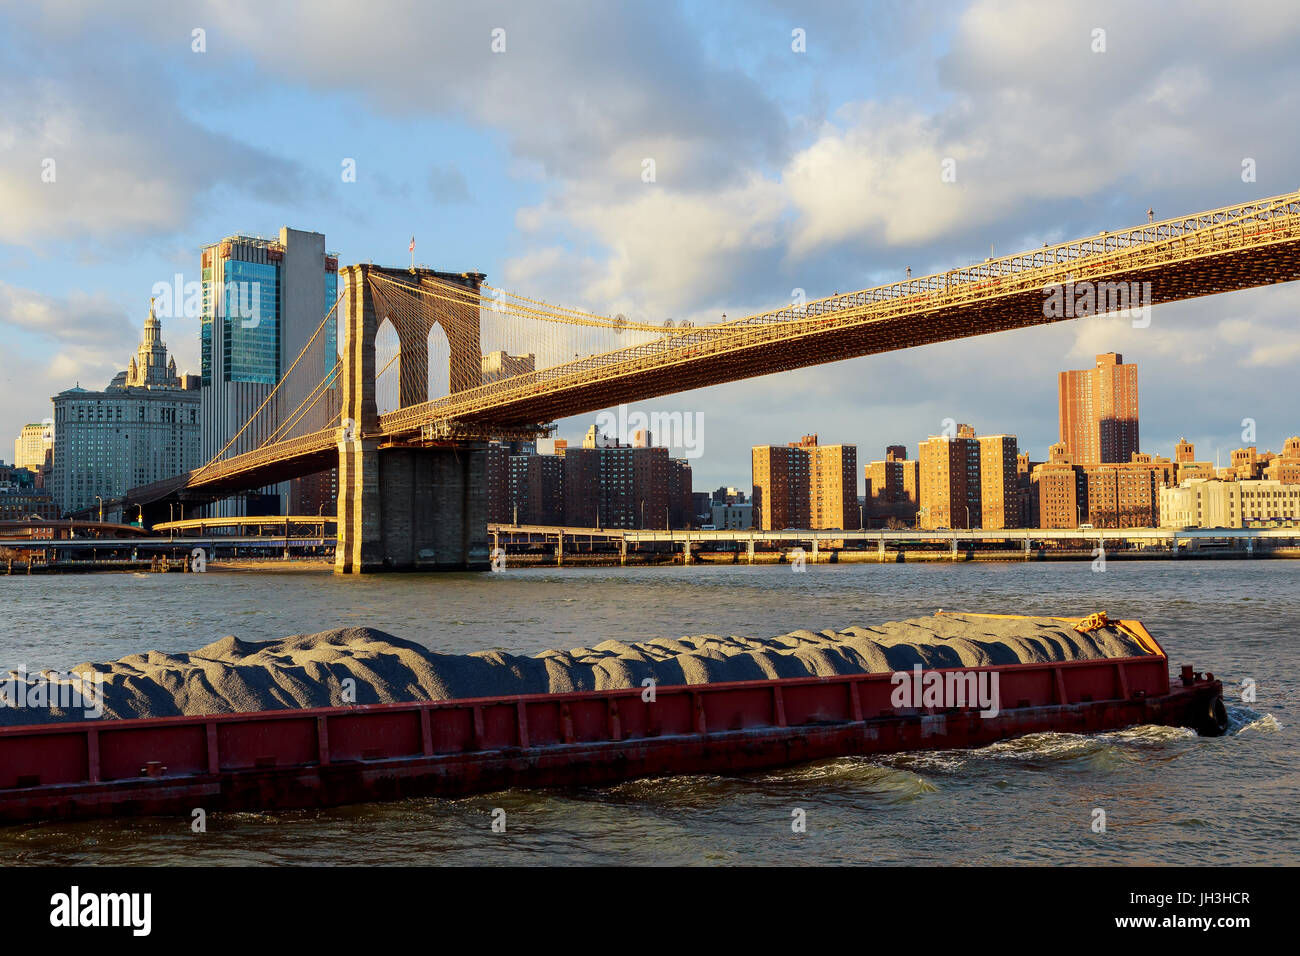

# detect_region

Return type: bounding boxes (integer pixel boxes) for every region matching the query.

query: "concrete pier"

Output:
[337,440,490,573]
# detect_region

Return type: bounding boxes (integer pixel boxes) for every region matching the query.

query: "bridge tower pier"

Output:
[334,264,491,573]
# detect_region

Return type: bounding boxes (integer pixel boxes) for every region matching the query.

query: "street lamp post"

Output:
[95,495,103,523]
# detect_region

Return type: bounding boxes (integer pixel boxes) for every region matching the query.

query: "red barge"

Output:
[0,615,1227,825]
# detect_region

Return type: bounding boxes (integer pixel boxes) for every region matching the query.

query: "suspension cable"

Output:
[194,290,345,475]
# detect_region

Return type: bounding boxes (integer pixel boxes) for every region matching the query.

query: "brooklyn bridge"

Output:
[83,190,1300,572]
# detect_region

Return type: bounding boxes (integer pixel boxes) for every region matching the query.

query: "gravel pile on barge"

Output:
[3,614,1151,725]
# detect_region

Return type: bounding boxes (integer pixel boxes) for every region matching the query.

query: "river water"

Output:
[0,560,1293,865]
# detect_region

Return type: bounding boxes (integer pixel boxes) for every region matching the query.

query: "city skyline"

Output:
[14,304,1300,518]
[3,3,1300,492]
[0,2,1297,881]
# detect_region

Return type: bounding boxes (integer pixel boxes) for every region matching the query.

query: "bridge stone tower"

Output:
[335,264,490,573]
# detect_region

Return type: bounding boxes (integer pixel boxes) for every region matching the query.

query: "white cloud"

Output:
[0,281,145,442]
[0,35,302,245]
[0,281,135,347]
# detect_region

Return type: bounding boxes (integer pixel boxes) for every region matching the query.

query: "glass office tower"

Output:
[200,227,339,516]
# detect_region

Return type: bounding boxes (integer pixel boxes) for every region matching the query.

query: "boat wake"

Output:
[872,722,1200,775]
[753,760,939,801]
[1226,704,1281,735]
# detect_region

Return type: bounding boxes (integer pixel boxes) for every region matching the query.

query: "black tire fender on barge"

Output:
[1196,694,1230,737]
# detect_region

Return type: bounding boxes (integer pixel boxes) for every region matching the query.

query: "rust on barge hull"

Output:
[0,618,1227,825]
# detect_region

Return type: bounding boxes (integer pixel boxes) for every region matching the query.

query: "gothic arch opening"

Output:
[427,323,451,402]
[375,317,400,415]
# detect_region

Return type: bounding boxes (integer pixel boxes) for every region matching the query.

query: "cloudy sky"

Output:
[2,0,1299,489]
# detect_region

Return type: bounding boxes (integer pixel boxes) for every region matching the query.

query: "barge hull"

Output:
[0,638,1223,825]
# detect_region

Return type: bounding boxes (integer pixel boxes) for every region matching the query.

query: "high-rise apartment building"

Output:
[751,436,857,530]
[486,439,537,524]
[486,443,511,523]
[917,424,981,529]
[1058,352,1140,465]
[200,227,339,516]
[526,452,566,525]
[865,445,920,526]
[978,434,1020,529]
[752,444,807,531]
[1015,452,1037,528]
[507,449,532,522]
[50,303,200,516]
[667,457,693,529]
[803,436,860,530]
[564,445,634,528]
[486,431,690,530]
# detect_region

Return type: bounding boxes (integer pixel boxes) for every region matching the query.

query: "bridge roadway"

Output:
[149,515,337,536]
[0,519,152,539]
[0,536,330,553]
[492,523,1300,552]
[5,524,1296,562]
[104,189,1300,515]
[1,515,334,549]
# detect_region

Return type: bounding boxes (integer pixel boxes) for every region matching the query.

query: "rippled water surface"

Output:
[1,560,1294,864]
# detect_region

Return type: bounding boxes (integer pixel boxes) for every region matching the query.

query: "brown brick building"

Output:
[526,453,565,525]
[805,438,860,530]
[978,434,1020,529]
[668,458,693,529]
[1015,452,1038,528]
[631,446,670,529]
[564,445,634,529]
[1058,352,1140,465]
[752,435,857,530]
[918,424,981,529]
[1173,437,1216,484]
[485,442,513,524]
[1265,436,1300,483]
[865,445,920,526]
[1030,442,1081,529]
[1028,442,1174,529]
[1082,460,1165,528]
[752,444,809,530]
